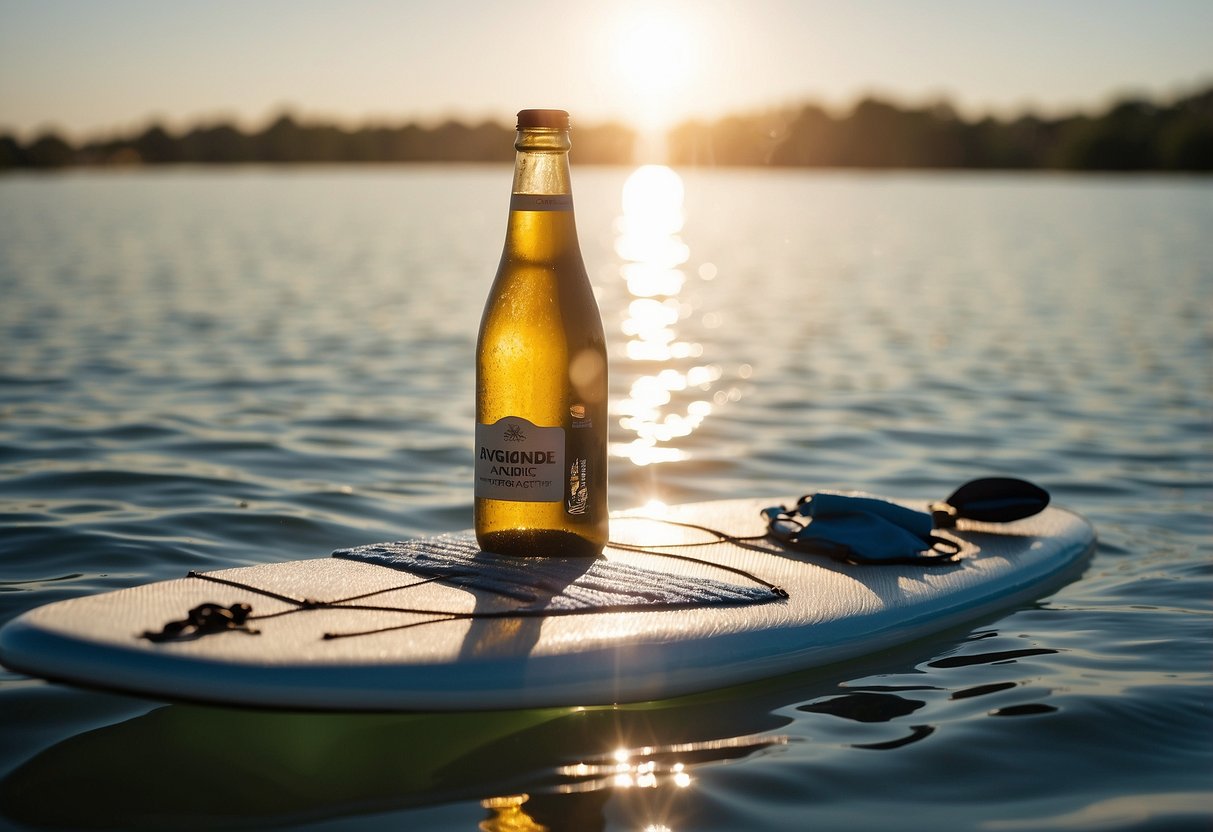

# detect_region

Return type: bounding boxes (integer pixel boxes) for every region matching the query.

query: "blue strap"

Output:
[763,492,959,564]
[805,493,934,540]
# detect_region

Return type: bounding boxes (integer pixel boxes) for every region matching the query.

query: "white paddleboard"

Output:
[0,496,1093,711]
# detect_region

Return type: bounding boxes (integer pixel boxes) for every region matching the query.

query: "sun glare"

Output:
[612,8,697,129]
[616,13,693,94]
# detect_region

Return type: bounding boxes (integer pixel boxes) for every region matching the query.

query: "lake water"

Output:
[0,165,1210,831]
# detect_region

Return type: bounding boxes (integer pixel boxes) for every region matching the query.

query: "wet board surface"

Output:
[0,496,1094,711]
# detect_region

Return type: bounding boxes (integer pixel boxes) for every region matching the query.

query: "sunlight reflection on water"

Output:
[612,165,735,469]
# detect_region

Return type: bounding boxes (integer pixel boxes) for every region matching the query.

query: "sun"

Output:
[615,10,694,95]
[611,8,697,127]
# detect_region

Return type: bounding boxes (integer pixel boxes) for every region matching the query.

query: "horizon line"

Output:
[5,75,1211,145]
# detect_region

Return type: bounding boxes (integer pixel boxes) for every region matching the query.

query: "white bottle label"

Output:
[510,193,572,212]
[475,417,565,502]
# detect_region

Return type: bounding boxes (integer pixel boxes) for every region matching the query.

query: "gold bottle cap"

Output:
[517,109,570,129]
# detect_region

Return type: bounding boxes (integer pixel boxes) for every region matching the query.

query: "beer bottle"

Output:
[474,109,609,557]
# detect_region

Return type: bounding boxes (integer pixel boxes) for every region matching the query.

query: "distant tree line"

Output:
[669,85,1213,171]
[0,115,636,168]
[2,85,1210,171]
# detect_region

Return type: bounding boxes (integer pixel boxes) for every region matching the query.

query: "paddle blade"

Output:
[944,478,1050,523]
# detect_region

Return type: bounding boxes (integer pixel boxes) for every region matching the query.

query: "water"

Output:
[1,166,1210,831]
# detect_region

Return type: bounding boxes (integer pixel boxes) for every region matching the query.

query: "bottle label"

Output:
[565,405,594,518]
[510,193,573,212]
[475,417,565,502]
[566,457,590,516]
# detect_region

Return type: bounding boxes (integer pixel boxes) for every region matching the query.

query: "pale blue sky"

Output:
[2,0,1210,140]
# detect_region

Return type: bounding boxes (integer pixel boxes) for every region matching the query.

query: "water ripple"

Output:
[0,168,1209,831]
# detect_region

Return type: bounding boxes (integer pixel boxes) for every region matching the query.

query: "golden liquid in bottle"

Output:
[474,114,608,557]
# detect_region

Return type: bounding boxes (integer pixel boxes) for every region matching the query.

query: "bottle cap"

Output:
[517,109,570,129]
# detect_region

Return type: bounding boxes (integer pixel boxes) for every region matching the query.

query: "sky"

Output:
[1,0,1211,141]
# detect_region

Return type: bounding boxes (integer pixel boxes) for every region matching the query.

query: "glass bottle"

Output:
[474,109,608,557]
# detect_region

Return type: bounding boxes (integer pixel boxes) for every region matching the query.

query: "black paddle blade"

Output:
[944,478,1050,523]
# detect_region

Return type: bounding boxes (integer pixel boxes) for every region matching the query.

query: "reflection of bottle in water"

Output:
[479,795,546,832]
[474,109,608,558]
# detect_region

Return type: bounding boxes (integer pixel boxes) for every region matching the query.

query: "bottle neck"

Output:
[502,128,581,264]
[511,128,573,197]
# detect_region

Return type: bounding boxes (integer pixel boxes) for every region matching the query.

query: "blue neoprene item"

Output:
[762,479,1049,565]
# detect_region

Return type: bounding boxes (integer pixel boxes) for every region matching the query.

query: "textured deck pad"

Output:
[0,497,1094,710]
[333,533,781,608]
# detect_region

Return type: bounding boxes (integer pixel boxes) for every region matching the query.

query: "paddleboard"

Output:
[0,496,1093,711]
